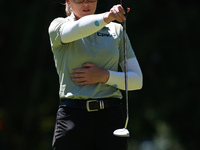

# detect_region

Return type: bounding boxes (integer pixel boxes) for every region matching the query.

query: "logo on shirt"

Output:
[97,32,116,37]
[94,20,100,26]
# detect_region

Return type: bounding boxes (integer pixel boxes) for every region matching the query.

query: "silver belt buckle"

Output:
[86,100,105,112]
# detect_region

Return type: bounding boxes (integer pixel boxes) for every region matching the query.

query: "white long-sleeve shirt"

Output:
[48,13,142,99]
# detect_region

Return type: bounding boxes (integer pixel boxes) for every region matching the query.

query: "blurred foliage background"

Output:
[0,0,199,150]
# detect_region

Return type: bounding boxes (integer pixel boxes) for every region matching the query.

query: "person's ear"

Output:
[66,0,70,5]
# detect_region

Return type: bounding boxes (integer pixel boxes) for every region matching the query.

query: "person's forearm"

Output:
[106,71,142,90]
[60,13,107,43]
[105,58,143,90]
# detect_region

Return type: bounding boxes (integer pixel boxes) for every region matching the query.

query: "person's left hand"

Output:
[70,63,109,86]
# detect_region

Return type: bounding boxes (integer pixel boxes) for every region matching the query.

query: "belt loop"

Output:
[100,100,104,110]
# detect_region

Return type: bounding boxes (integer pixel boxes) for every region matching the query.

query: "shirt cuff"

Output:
[105,70,124,88]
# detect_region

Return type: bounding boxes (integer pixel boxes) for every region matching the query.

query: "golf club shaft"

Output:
[123,20,129,129]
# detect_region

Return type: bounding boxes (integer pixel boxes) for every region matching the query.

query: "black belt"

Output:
[59,98,122,112]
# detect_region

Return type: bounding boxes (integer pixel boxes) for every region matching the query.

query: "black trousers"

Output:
[52,105,128,150]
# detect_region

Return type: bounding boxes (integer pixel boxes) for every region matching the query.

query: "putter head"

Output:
[113,128,130,137]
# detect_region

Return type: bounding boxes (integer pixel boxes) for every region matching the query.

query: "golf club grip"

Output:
[120,0,127,15]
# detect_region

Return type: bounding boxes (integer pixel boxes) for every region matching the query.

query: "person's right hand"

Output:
[103,4,130,23]
[70,63,109,86]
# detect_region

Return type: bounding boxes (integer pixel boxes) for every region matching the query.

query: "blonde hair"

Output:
[65,2,72,16]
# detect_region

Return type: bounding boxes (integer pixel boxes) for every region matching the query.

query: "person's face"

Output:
[67,0,98,20]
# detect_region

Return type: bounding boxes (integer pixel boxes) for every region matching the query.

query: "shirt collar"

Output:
[68,12,77,21]
[105,24,110,28]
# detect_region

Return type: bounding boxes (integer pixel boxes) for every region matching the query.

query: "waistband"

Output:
[59,98,122,112]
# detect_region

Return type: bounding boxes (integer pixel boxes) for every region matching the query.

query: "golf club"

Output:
[113,14,130,137]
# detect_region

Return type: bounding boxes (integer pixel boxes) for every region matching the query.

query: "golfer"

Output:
[48,0,142,149]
